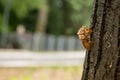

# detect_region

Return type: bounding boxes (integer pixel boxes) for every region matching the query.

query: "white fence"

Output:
[22,33,84,51]
[0,33,85,51]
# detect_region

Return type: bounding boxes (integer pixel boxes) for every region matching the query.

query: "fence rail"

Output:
[0,50,85,67]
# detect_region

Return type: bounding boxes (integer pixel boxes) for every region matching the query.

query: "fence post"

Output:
[46,35,56,51]
[56,36,66,51]
[66,36,76,50]
[32,33,45,51]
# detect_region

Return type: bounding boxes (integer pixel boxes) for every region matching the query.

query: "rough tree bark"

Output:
[81,0,120,80]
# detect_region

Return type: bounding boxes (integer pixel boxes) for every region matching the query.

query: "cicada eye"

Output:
[85,29,89,32]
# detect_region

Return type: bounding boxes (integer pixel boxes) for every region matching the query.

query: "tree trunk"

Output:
[82,0,120,80]
[36,3,48,33]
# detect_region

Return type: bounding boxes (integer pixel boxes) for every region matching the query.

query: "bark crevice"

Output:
[93,0,107,79]
[81,0,99,80]
[114,15,120,80]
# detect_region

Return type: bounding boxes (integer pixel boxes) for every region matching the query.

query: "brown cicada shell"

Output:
[77,26,92,50]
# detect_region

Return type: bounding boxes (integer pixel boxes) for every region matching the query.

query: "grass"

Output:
[0,66,83,80]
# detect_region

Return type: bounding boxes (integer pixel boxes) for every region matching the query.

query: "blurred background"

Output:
[0,0,93,80]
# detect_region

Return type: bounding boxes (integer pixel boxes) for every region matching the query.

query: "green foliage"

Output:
[0,0,41,32]
[47,0,93,35]
[69,0,93,26]
[0,0,47,18]
[0,0,93,35]
[47,0,64,35]
[0,14,2,31]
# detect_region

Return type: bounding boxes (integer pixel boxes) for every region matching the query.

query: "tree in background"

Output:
[36,0,48,33]
[82,0,120,80]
